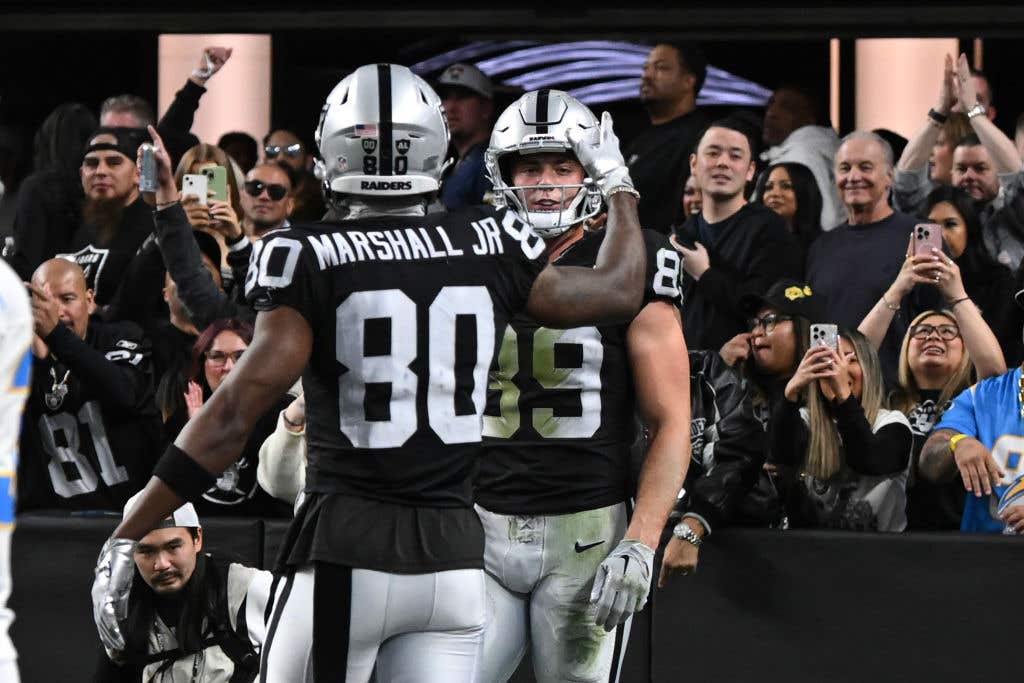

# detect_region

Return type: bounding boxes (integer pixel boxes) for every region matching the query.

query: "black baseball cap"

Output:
[739,278,826,323]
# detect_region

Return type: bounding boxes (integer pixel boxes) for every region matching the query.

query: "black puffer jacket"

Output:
[664,351,772,530]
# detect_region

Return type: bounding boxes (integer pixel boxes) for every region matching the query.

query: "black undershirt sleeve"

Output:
[834,396,912,476]
[45,325,150,414]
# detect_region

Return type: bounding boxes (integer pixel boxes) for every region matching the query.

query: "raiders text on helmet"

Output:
[315,63,451,200]
[485,89,603,238]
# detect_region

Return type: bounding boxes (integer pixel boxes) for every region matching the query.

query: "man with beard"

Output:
[673,119,803,351]
[93,494,271,682]
[17,258,163,511]
[59,127,152,307]
[624,43,712,235]
[807,131,942,383]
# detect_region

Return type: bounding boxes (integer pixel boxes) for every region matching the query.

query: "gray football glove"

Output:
[589,539,655,632]
[566,111,635,200]
[91,537,137,652]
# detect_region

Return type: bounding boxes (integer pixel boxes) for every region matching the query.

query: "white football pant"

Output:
[476,502,631,683]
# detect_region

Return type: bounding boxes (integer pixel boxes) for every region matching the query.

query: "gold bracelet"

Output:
[882,293,900,311]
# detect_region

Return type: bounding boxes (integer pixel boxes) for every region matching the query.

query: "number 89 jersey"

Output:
[476,230,682,515]
[245,206,546,509]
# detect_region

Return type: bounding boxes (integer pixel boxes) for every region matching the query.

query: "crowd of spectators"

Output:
[4,40,1024,552]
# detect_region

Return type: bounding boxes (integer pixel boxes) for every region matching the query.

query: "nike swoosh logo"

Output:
[574,540,605,553]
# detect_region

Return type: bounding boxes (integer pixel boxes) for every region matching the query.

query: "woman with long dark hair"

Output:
[754,161,823,251]
[771,329,913,531]
[8,102,98,279]
[163,318,292,518]
[923,185,1022,363]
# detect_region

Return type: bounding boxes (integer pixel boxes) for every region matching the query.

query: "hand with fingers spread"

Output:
[184,380,205,419]
[566,111,635,200]
[784,345,837,402]
[951,435,1004,498]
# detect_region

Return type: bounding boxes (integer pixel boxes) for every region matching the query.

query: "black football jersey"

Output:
[17,320,164,512]
[245,206,546,510]
[475,229,682,514]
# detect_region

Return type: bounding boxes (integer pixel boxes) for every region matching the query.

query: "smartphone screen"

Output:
[912,223,943,257]
[201,166,228,203]
[182,174,209,205]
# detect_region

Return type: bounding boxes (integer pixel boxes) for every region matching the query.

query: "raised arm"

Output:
[898,54,955,172]
[526,112,645,327]
[954,53,1021,173]
[857,241,938,350]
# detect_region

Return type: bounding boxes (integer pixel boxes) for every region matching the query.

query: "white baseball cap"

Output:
[437,63,494,99]
[123,491,201,530]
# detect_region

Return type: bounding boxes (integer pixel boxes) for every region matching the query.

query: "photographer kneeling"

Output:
[93,495,272,682]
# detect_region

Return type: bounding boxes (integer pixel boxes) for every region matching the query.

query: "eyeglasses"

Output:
[264,143,303,159]
[910,324,960,341]
[244,180,289,201]
[747,313,792,334]
[206,350,245,366]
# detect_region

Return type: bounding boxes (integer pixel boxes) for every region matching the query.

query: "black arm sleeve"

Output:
[154,203,247,329]
[45,323,152,414]
[103,237,165,329]
[157,79,205,137]
[225,238,253,306]
[834,396,912,475]
[768,398,809,467]
[682,352,768,528]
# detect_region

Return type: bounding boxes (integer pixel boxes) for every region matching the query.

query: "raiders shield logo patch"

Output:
[396,139,411,155]
[362,138,378,154]
[55,245,109,297]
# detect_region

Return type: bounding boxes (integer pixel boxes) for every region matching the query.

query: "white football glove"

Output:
[589,538,655,632]
[566,111,635,200]
[91,537,137,652]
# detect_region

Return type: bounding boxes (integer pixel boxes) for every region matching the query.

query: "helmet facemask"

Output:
[487,148,603,238]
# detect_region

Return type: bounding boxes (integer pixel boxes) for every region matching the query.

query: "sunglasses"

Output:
[747,313,792,334]
[264,143,303,159]
[244,180,289,201]
[206,350,245,366]
[910,323,960,341]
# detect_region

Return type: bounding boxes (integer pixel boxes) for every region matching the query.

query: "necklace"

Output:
[44,368,70,411]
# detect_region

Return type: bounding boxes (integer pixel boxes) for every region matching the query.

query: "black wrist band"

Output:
[153,444,217,501]
[947,295,970,308]
[928,108,949,125]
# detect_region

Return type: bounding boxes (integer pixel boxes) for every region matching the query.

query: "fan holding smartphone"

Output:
[174,144,244,244]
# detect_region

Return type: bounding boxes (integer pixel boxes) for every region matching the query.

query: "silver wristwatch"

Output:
[673,521,703,547]
[966,102,987,120]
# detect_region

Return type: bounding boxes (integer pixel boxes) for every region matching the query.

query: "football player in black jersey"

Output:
[475,90,692,683]
[93,64,647,682]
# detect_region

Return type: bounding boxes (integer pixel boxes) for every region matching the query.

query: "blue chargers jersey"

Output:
[935,367,1024,532]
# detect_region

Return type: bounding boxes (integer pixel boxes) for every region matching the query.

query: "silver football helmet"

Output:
[314,63,450,204]
[486,89,603,238]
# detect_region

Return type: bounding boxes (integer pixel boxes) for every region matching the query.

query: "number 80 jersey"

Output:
[476,230,682,515]
[245,206,546,509]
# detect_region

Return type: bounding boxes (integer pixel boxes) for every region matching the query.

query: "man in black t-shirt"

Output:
[94,65,647,683]
[624,43,712,235]
[19,259,162,512]
[674,119,804,352]
[477,89,691,683]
